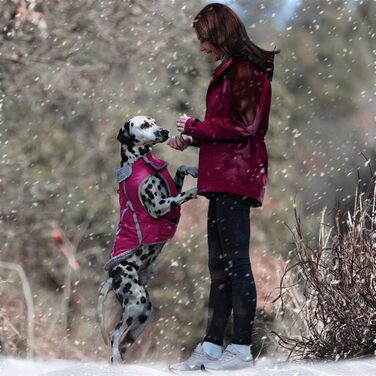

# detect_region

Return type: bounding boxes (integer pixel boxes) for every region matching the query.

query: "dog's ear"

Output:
[117,121,130,144]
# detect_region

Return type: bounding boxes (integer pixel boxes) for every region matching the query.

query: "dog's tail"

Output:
[97,278,113,345]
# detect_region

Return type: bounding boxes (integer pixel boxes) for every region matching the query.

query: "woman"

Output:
[168,3,278,371]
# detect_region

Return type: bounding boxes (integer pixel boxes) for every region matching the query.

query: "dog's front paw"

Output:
[178,165,198,178]
[185,187,198,199]
[187,166,198,178]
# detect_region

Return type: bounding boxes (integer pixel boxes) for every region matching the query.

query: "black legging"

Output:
[203,193,257,346]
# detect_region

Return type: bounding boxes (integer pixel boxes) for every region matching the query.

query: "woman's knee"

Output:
[208,258,228,281]
[225,257,253,279]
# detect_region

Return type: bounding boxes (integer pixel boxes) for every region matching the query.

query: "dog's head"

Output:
[117,116,169,149]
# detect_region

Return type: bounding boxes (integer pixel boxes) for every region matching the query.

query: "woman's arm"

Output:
[184,62,269,140]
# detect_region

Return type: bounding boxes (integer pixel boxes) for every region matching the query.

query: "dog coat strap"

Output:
[117,164,132,183]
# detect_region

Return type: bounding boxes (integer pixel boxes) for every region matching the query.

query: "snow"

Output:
[1,356,376,376]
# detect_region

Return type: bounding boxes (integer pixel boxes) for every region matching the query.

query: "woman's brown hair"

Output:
[193,3,279,80]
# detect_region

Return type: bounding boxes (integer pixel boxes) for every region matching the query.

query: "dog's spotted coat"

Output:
[97,116,197,363]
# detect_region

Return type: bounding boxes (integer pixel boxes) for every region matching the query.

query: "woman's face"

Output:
[197,36,223,61]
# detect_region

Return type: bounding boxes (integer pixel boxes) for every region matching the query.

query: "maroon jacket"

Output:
[184,56,271,207]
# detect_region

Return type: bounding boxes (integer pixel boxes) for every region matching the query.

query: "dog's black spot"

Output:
[141,296,147,304]
[126,266,133,272]
[146,190,154,200]
[140,121,151,129]
[147,184,153,189]
[157,185,161,190]
[124,297,129,305]
[136,249,142,256]
[113,278,122,291]
[133,278,139,284]
[139,314,148,324]
[140,254,148,261]
[123,282,132,294]
[128,262,139,270]
[126,317,133,326]
[140,146,150,155]
[147,302,152,310]
[117,122,130,143]
[109,266,122,279]
[170,202,178,209]
[159,199,165,204]
[155,210,161,215]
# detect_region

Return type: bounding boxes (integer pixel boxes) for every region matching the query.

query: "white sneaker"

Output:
[203,344,253,371]
[169,343,218,372]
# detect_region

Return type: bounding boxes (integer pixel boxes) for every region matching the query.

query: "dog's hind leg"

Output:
[110,313,130,364]
[118,291,153,358]
[110,261,152,363]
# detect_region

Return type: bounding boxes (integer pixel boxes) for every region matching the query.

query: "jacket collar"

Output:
[211,56,235,82]
[143,152,167,170]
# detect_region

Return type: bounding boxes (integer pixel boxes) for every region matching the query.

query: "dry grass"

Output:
[273,177,376,360]
[0,287,27,356]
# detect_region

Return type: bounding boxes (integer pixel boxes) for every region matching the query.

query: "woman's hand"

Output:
[176,113,190,133]
[167,134,192,151]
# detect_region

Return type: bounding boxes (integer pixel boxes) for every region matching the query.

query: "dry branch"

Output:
[0,261,34,358]
[274,178,376,360]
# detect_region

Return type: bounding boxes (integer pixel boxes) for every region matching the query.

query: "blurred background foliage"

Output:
[0,0,375,363]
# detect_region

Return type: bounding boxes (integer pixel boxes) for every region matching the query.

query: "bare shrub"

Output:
[274,178,376,360]
[0,281,27,356]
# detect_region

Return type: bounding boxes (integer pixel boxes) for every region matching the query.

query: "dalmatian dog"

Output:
[97,116,197,364]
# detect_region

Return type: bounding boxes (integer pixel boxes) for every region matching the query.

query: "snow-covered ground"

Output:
[1,356,376,376]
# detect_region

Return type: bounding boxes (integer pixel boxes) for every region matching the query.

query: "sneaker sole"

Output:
[168,369,206,374]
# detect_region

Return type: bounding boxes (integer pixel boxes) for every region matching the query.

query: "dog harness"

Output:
[104,152,180,270]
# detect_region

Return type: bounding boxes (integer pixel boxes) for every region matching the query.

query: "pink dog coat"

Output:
[104,153,180,271]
